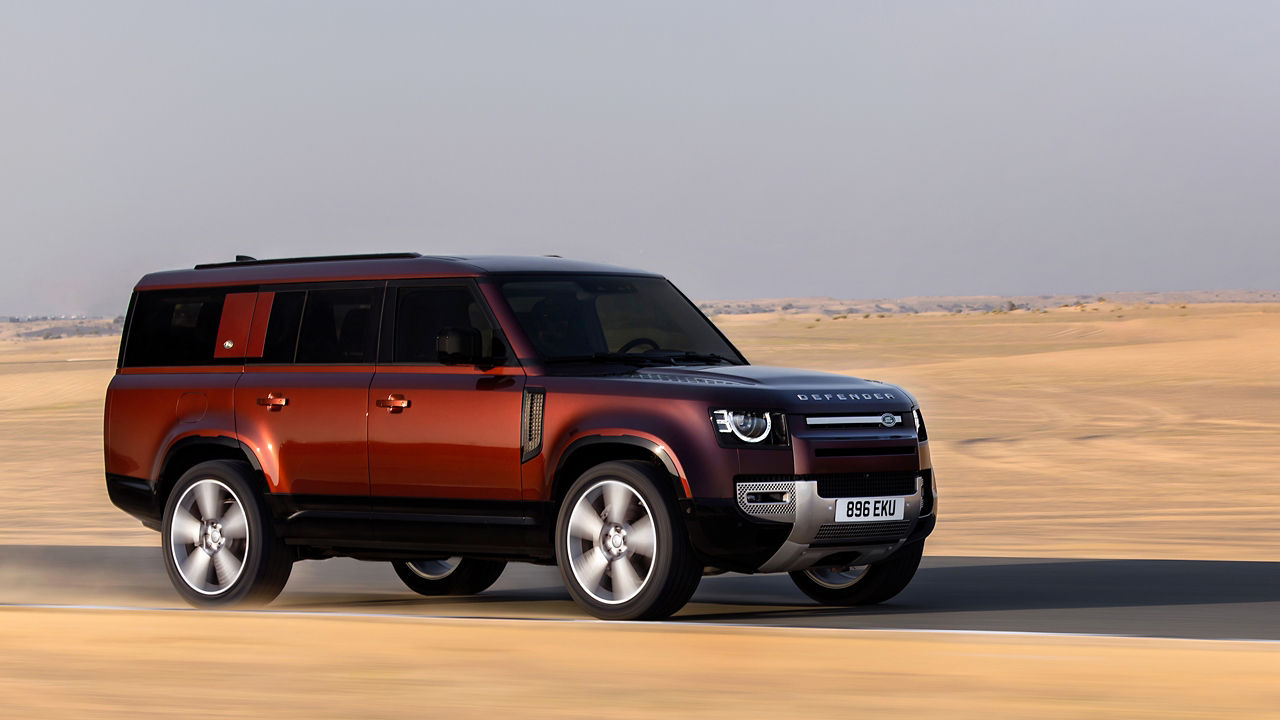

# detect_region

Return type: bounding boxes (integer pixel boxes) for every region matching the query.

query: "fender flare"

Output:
[553,433,690,497]
[157,434,263,487]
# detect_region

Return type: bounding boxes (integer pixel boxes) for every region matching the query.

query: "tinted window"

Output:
[498,275,744,363]
[295,288,380,364]
[392,285,505,363]
[256,291,305,363]
[123,289,230,367]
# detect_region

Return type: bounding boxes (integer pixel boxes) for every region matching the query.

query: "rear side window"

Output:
[295,288,380,364]
[123,289,233,367]
[256,291,305,363]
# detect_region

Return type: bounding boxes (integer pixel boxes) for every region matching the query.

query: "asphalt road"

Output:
[2,545,1277,640]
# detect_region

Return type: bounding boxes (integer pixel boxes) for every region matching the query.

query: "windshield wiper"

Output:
[542,352,667,366]
[663,351,738,365]
[543,351,739,366]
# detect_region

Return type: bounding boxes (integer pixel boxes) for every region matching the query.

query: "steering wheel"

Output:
[618,337,660,354]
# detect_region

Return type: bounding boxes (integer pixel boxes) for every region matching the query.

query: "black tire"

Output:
[555,460,701,620]
[789,541,924,606]
[160,460,292,607]
[391,558,507,596]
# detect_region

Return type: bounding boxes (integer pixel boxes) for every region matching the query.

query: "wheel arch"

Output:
[550,435,689,510]
[156,436,266,512]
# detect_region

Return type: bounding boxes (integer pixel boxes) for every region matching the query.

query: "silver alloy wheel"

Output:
[803,564,871,590]
[169,478,250,595]
[404,557,462,581]
[565,479,657,605]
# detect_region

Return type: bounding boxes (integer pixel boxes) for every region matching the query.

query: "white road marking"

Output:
[3,602,1279,645]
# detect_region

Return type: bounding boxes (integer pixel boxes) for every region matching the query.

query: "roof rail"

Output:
[194,252,422,270]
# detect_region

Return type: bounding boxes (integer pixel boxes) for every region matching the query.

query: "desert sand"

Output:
[3,302,1278,559]
[3,302,1279,717]
[1,608,1277,719]
[717,301,1280,560]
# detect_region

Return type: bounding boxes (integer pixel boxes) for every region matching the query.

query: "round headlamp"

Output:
[712,409,773,443]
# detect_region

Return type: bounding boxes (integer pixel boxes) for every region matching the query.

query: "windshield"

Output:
[497,275,746,365]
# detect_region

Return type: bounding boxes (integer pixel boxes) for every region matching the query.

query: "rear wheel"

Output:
[391,557,507,596]
[789,541,924,606]
[555,460,701,620]
[161,460,292,607]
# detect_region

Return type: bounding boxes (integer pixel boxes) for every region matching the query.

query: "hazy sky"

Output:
[2,2,1278,315]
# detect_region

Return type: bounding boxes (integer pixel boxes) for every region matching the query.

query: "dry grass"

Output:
[1,608,1277,719]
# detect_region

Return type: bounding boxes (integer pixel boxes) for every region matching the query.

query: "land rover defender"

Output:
[105,253,936,619]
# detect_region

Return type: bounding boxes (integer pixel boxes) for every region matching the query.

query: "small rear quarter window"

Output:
[123,289,238,367]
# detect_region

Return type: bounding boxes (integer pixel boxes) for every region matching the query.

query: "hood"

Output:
[622,365,917,413]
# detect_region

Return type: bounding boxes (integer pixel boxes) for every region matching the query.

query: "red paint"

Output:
[105,371,239,480]
[235,366,373,495]
[369,365,526,500]
[212,292,257,359]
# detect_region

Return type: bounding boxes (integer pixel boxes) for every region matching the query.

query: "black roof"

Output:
[135,254,659,290]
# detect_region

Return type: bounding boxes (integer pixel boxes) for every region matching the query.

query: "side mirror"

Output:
[436,327,483,366]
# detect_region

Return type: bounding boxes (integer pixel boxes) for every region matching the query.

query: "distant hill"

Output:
[1,316,122,341]
[5,289,1280,343]
[698,290,1280,316]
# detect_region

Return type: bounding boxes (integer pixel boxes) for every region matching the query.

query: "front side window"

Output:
[390,285,505,364]
[498,275,745,365]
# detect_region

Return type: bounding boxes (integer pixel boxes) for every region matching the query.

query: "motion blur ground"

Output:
[2,608,1278,720]
[5,301,1279,557]
[2,302,1280,715]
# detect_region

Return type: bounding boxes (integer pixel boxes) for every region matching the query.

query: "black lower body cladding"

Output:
[105,473,160,530]
[681,498,793,573]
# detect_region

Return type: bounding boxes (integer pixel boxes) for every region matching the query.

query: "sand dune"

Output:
[719,303,1280,560]
[2,303,1278,560]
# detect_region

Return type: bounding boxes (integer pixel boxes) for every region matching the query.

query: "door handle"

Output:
[256,394,289,411]
[376,394,411,413]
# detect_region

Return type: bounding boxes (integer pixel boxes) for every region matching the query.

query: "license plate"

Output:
[835,496,906,523]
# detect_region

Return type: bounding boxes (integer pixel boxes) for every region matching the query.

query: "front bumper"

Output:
[739,472,935,573]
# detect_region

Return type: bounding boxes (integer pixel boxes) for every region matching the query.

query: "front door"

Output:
[368,281,526,505]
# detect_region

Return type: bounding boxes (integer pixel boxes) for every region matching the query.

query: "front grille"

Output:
[813,520,913,544]
[813,446,917,458]
[736,472,920,500]
[815,471,920,499]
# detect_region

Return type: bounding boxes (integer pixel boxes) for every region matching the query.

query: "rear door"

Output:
[235,284,382,502]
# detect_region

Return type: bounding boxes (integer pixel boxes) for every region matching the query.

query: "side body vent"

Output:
[521,388,546,462]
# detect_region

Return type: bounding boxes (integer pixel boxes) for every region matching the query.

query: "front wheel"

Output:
[555,460,701,620]
[391,557,507,596]
[789,541,924,606]
[161,460,293,607]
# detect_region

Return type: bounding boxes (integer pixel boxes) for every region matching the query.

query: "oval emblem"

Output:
[880,413,898,428]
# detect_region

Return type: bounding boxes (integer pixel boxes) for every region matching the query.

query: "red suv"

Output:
[105,253,936,619]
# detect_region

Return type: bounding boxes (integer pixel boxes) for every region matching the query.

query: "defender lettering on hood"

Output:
[796,392,896,401]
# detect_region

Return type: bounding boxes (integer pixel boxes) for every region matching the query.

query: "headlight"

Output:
[710,409,789,447]
[914,408,928,441]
